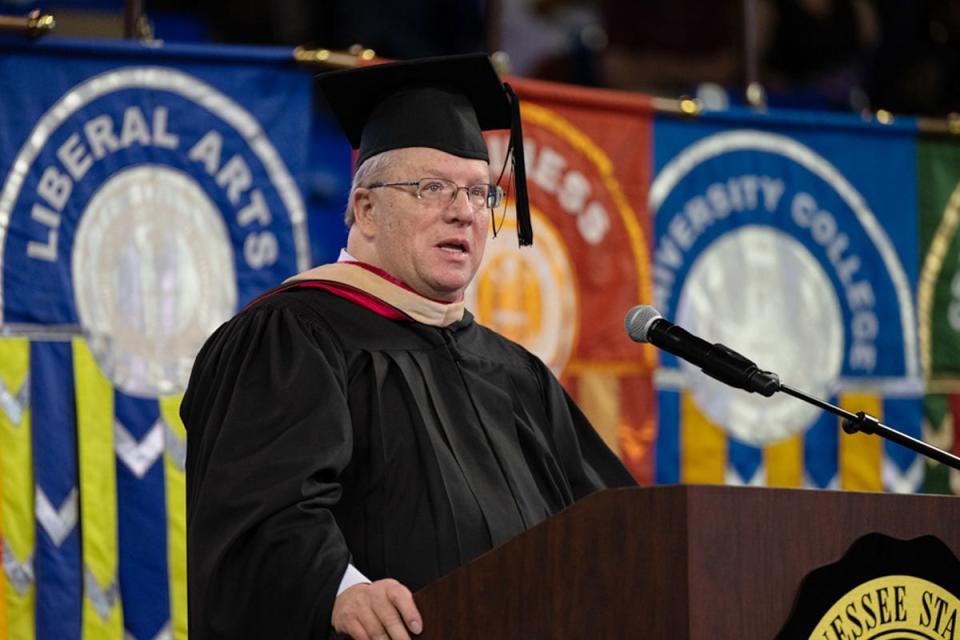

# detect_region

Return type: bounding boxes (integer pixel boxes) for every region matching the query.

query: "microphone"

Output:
[624,305,780,397]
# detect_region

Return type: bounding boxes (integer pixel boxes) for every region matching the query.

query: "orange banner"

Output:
[476,77,657,482]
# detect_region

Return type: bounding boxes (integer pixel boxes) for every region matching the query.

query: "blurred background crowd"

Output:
[3,0,958,117]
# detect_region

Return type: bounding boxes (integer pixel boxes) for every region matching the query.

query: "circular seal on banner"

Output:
[676,226,844,441]
[467,212,578,374]
[72,165,235,396]
[650,129,918,445]
[0,66,309,396]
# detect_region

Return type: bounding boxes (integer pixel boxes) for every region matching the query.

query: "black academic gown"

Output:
[183,286,636,639]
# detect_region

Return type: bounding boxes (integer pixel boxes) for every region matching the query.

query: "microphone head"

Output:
[624,305,663,343]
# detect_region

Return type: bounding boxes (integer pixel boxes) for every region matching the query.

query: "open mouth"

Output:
[438,241,468,254]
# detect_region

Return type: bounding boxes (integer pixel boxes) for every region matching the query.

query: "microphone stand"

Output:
[778,383,960,472]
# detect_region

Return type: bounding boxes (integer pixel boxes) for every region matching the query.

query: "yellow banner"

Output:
[839,394,884,492]
[681,391,727,484]
[0,338,34,640]
[73,340,123,638]
[159,394,188,640]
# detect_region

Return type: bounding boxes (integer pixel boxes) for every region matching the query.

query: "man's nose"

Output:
[445,188,476,221]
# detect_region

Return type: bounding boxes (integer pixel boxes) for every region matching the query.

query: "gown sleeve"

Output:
[181,301,352,640]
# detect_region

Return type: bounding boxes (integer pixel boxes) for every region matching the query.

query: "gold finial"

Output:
[679,97,701,116]
[294,45,375,68]
[294,46,331,62]
[347,43,375,60]
[875,109,894,125]
[947,113,960,136]
[27,10,56,36]
[745,82,767,110]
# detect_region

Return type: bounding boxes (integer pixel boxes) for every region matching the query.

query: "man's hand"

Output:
[332,579,423,639]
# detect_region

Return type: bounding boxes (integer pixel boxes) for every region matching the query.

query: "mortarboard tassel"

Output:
[504,83,533,246]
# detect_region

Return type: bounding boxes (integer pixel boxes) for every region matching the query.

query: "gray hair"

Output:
[343,149,401,226]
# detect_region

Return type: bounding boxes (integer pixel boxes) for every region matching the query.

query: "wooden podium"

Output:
[413,486,960,638]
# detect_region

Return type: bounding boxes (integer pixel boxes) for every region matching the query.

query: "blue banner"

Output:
[650,108,923,491]
[0,38,316,640]
[0,38,312,395]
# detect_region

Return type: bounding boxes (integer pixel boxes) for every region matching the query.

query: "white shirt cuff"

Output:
[336,563,372,596]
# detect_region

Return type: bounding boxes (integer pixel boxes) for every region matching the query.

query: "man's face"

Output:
[364,147,492,302]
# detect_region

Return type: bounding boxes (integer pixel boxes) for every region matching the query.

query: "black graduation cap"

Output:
[317,53,532,246]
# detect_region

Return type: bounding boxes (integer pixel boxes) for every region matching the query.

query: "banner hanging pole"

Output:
[293,45,376,70]
[0,10,55,37]
[742,0,766,109]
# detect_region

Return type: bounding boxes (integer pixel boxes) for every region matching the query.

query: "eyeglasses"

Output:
[366,178,505,212]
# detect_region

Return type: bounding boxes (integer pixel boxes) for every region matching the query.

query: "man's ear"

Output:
[352,188,378,238]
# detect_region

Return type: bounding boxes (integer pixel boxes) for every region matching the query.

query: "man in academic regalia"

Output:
[182,54,636,640]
